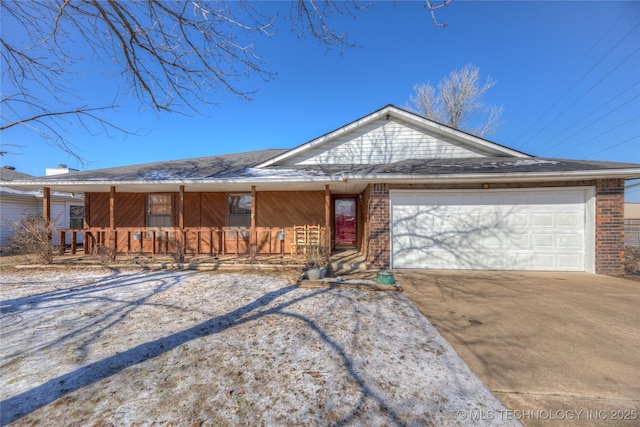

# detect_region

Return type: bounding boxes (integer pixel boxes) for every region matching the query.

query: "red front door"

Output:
[335,198,356,247]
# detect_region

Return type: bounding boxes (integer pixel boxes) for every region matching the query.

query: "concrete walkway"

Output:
[395,270,640,426]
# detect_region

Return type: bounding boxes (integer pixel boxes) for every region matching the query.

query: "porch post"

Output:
[43,187,51,243]
[251,185,257,256]
[325,185,331,250]
[178,185,185,260]
[109,186,116,261]
[84,193,91,254]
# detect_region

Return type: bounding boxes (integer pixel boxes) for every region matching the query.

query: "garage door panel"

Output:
[476,234,504,249]
[391,189,587,272]
[555,191,586,204]
[532,213,555,227]
[532,233,554,248]
[508,214,530,227]
[530,253,555,269]
[556,233,583,249]
[482,252,507,269]
[557,212,582,227]
[508,232,530,248]
[556,253,583,269]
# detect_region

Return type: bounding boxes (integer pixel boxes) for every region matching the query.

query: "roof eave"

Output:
[8,168,640,191]
[345,168,640,183]
[6,175,347,190]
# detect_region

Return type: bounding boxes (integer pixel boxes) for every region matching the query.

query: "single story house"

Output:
[9,105,640,274]
[0,166,84,249]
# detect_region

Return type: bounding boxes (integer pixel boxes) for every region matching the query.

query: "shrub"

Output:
[625,246,640,275]
[168,236,185,263]
[8,214,56,264]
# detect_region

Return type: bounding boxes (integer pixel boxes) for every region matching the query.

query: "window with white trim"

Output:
[227,194,251,229]
[147,194,172,227]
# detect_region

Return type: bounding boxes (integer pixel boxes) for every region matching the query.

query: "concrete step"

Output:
[328,250,371,276]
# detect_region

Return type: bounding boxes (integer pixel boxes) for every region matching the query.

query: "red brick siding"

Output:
[596,179,625,275]
[367,183,390,269]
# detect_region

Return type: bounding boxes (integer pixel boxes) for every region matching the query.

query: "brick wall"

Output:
[596,179,625,275]
[367,183,390,269]
[365,180,626,275]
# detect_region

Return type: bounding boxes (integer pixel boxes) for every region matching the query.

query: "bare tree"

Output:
[1,1,453,161]
[408,64,504,137]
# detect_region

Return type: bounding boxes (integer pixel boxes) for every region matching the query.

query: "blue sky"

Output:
[2,1,639,199]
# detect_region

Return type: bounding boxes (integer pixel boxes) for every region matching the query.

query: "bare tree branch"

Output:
[425,0,454,28]
[1,0,452,160]
[408,64,504,137]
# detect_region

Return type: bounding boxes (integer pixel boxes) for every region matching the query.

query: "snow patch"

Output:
[1,269,519,426]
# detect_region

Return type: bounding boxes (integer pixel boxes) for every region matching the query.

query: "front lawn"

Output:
[1,269,515,425]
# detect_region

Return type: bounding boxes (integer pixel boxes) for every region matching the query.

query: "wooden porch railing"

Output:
[55,226,325,257]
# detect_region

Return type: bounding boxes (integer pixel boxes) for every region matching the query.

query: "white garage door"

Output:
[391,188,594,272]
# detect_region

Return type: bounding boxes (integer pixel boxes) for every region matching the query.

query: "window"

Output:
[147,194,172,227]
[227,194,251,228]
[70,205,84,229]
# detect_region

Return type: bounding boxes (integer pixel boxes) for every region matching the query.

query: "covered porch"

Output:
[42,243,370,276]
[42,180,373,264]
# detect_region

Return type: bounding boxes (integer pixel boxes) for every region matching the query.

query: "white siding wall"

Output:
[284,118,490,165]
[0,196,41,248]
[1,197,84,248]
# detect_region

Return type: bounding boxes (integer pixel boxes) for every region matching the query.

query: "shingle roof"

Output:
[274,157,640,177]
[28,149,288,182]
[0,167,33,181]
[7,152,640,187]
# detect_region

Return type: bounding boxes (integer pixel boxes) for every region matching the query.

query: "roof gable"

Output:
[258,105,529,167]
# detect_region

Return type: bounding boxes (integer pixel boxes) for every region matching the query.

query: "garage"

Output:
[390,188,595,272]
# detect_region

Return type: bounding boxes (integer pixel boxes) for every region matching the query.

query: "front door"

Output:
[334,198,357,248]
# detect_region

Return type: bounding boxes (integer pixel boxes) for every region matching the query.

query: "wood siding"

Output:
[115,193,146,227]
[86,193,109,228]
[256,191,325,227]
[184,193,201,227]
[82,190,327,255]
[282,118,491,165]
[200,192,226,227]
[86,191,324,229]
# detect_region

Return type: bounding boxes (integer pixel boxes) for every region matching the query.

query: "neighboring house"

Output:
[9,105,640,274]
[625,203,640,247]
[0,166,84,249]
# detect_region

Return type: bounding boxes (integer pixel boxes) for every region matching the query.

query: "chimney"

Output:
[46,164,78,176]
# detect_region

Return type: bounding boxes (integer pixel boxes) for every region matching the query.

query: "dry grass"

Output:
[1,269,516,426]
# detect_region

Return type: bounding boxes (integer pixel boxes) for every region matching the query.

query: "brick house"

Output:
[11,105,640,274]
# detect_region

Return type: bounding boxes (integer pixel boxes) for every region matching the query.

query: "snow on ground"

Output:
[0,269,519,426]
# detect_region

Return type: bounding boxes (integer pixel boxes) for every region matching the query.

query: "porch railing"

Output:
[55,226,325,257]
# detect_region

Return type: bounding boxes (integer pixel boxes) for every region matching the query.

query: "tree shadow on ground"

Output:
[1,273,406,426]
[0,269,194,364]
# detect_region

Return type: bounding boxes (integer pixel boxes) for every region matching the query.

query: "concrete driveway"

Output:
[395,270,640,426]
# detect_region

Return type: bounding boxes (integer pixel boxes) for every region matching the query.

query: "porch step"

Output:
[328,250,371,276]
[299,278,401,292]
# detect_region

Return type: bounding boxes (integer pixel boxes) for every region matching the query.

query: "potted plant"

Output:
[305,246,330,280]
